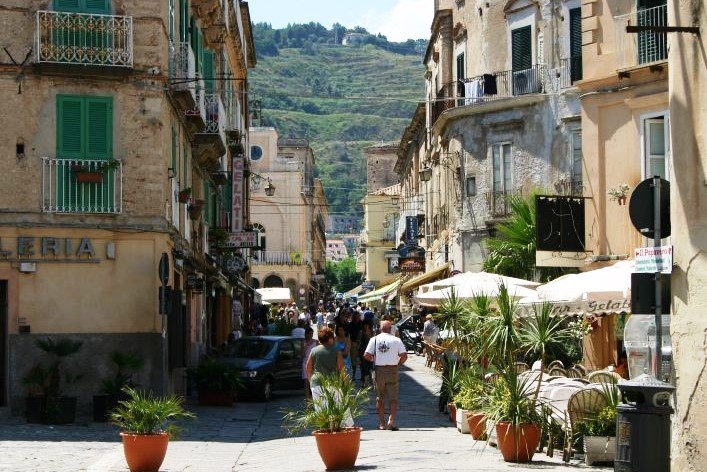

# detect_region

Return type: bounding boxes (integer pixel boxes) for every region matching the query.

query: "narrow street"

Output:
[0,355,608,472]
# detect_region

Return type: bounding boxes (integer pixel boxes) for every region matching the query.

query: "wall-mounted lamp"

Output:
[419,166,432,182]
[264,179,276,197]
[249,170,276,196]
[391,195,400,206]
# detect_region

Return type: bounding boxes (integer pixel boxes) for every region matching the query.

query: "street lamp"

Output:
[419,166,432,182]
[249,170,276,196]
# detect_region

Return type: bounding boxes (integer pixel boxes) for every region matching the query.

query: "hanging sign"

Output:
[634,246,672,274]
[222,232,257,248]
[231,157,244,232]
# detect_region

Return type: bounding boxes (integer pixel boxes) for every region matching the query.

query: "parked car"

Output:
[222,336,304,401]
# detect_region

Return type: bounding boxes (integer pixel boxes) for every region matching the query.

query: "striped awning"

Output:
[399,262,451,294]
[343,284,365,299]
[358,279,401,304]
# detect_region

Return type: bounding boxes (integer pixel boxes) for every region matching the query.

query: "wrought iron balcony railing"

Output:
[486,189,521,218]
[558,56,583,88]
[615,4,668,70]
[42,158,122,213]
[169,42,197,103]
[251,250,313,266]
[430,65,546,126]
[35,10,133,67]
[203,93,226,135]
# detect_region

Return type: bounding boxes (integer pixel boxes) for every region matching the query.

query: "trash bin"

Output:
[615,374,675,472]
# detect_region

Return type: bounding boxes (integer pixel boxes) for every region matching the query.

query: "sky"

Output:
[247,0,433,42]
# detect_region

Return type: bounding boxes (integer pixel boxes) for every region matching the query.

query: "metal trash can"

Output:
[615,374,675,471]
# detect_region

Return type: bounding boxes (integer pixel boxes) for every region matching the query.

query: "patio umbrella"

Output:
[413,281,537,307]
[419,271,540,294]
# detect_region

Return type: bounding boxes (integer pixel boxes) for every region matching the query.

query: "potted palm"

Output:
[186,358,243,406]
[110,387,195,472]
[283,371,369,470]
[23,337,83,424]
[93,351,144,422]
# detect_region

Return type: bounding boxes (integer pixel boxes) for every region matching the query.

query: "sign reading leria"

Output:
[222,232,257,248]
[634,245,672,274]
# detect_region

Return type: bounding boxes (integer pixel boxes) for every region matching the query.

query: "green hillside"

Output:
[249,34,425,227]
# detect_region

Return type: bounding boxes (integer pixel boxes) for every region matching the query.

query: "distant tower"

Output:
[364,142,399,193]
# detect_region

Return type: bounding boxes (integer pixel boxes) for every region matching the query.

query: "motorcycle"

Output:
[396,315,424,355]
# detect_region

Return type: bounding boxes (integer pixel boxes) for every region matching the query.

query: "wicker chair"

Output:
[547,360,565,369]
[566,367,585,379]
[587,370,621,385]
[563,387,609,462]
[548,366,567,377]
[514,361,530,373]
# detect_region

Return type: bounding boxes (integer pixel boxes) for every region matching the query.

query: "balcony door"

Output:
[637,0,667,64]
[490,143,513,216]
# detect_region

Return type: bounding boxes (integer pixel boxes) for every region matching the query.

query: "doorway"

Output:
[0,281,7,406]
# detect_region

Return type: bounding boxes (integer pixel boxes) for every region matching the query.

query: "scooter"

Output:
[399,327,424,355]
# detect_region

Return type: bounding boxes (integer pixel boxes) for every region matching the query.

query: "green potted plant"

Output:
[22,337,83,424]
[453,369,488,439]
[575,385,620,465]
[110,387,195,472]
[93,351,144,422]
[283,371,369,470]
[71,159,119,183]
[186,358,243,406]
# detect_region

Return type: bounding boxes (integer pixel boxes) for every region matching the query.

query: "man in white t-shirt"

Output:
[364,320,407,431]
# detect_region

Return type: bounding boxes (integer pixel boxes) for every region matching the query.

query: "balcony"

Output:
[191,0,227,48]
[193,93,226,169]
[615,4,668,70]
[223,91,245,154]
[252,250,312,266]
[556,56,583,89]
[431,65,546,126]
[35,10,132,69]
[184,81,207,135]
[486,190,520,219]
[169,42,198,111]
[42,158,122,214]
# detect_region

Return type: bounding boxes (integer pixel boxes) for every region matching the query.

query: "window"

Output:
[54,0,110,14]
[643,115,669,180]
[491,143,512,193]
[637,0,667,65]
[466,176,477,196]
[511,26,532,71]
[250,145,263,160]
[253,223,266,250]
[570,130,582,192]
[569,8,582,81]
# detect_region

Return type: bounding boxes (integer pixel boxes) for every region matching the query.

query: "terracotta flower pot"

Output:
[495,422,541,463]
[313,427,362,470]
[467,412,487,440]
[120,432,169,472]
[448,402,457,423]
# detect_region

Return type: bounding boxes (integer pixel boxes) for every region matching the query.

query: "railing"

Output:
[169,41,197,100]
[203,93,226,136]
[431,65,546,125]
[252,250,313,266]
[35,10,132,67]
[42,158,122,213]
[486,190,520,218]
[558,56,583,88]
[615,4,668,69]
[553,178,584,197]
[185,76,207,124]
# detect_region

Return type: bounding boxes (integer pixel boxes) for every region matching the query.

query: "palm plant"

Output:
[435,288,470,339]
[476,284,522,371]
[110,387,195,436]
[283,371,369,434]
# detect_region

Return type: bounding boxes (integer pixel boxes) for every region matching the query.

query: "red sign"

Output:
[399,257,425,273]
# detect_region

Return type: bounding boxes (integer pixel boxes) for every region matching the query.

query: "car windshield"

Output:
[230,339,277,359]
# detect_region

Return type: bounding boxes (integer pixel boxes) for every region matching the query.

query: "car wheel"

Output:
[259,378,273,402]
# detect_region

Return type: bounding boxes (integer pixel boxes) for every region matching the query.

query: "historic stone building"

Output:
[0,0,255,415]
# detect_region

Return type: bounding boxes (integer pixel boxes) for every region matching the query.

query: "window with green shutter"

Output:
[56,95,114,211]
[569,8,582,82]
[54,0,110,13]
[171,124,177,174]
[179,0,189,43]
[511,26,532,71]
[203,50,215,94]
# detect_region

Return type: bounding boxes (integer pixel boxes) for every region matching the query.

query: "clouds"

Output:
[364,0,432,42]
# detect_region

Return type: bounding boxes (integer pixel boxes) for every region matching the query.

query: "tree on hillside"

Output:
[482,192,571,282]
[325,257,363,293]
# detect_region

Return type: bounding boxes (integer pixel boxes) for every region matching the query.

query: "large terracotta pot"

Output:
[495,422,540,463]
[448,402,457,423]
[120,432,169,472]
[313,427,362,470]
[467,412,487,440]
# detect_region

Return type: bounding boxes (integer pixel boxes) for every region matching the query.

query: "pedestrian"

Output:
[302,326,319,400]
[335,324,353,378]
[364,320,407,431]
[422,314,439,345]
[348,311,363,380]
[359,321,374,387]
[291,319,306,338]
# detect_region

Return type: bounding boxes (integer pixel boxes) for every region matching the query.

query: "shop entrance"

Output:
[0,281,7,406]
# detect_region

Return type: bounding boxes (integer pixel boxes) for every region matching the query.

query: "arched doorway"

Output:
[263,274,283,288]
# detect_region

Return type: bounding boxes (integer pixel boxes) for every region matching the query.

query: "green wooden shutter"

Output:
[54,0,81,12]
[511,26,532,71]
[171,124,178,172]
[569,8,582,81]
[83,0,110,13]
[86,97,112,159]
[179,0,189,43]
[57,95,85,158]
[203,50,215,94]
[168,0,175,41]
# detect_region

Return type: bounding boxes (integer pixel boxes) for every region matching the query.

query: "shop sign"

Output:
[634,246,672,274]
[231,157,244,232]
[399,256,425,274]
[222,231,257,248]
[186,273,204,292]
[0,236,97,262]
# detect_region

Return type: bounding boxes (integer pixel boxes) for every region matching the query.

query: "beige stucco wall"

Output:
[668,1,707,469]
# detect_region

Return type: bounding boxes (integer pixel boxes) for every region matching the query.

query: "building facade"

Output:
[247,128,328,306]
[0,0,255,414]
[358,184,401,288]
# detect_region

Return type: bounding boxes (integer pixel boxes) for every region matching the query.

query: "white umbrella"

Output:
[519,260,633,316]
[419,271,540,294]
[256,287,293,304]
[414,282,537,307]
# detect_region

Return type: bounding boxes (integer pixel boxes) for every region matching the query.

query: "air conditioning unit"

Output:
[512,69,541,96]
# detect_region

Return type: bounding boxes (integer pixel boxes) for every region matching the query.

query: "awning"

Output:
[358,279,401,304]
[255,287,292,304]
[399,262,451,294]
[343,284,365,299]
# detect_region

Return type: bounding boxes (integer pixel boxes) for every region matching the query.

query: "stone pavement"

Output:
[0,355,611,471]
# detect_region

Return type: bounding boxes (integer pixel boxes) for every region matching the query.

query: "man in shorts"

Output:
[364,320,407,431]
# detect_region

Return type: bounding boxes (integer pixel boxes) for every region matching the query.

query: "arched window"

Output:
[252,223,266,251]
